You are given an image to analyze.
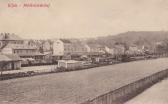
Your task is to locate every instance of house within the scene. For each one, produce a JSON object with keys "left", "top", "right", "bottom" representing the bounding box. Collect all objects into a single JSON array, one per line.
[
  {"left": 0, "top": 54, "right": 21, "bottom": 71},
  {"left": 0, "top": 33, "right": 45, "bottom": 60},
  {"left": 53, "top": 39, "right": 72, "bottom": 56},
  {"left": 53, "top": 39, "right": 88, "bottom": 56},
  {"left": 1, "top": 44, "right": 45, "bottom": 60},
  {"left": 70, "top": 39, "right": 88, "bottom": 55},
  {"left": 24, "top": 39, "right": 42, "bottom": 49},
  {"left": 0, "top": 33, "right": 24, "bottom": 48},
  {"left": 106, "top": 48, "right": 115, "bottom": 55},
  {"left": 127, "top": 45, "right": 140, "bottom": 55},
  {"left": 42, "top": 40, "right": 53, "bottom": 52},
  {"left": 86, "top": 44, "right": 108, "bottom": 55}
]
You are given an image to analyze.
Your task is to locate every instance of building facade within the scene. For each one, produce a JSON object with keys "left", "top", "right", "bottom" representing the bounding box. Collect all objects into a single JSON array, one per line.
[
  {"left": 53, "top": 39, "right": 72, "bottom": 56},
  {"left": 1, "top": 44, "right": 44, "bottom": 60},
  {"left": 0, "top": 33, "right": 24, "bottom": 49},
  {"left": 86, "top": 44, "right": 109, "bottom": 55},
  {"left": 53, "top": 39, "right": 88, "bottom": 56},
  {"left": 0, "top": 54, "right": 21, "bottom": 71}
]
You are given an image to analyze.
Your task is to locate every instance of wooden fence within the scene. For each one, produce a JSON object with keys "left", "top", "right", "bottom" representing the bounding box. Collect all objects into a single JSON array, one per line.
[{"left": 81, "top": 69, "right": 168, "bottom": 104}]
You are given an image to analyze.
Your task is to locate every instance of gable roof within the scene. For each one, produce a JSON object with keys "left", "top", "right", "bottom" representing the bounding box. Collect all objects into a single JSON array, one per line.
[
  {"left": 0, "top": 33, "right": 22, "bottom": 41},
  {"left": 87, "top": 44, "right": 105, "bottom": 48},
  {"left": 4, "top": 44, "right": 37, "bottom": 50},
  {"left": 0, "top": 54, "right": 21, "bottom": 62},
  {"left": 0, "top": 54, "right": 11, "bottom": 62},
  {"left": 5, "top": 54, "right": 21, "bottom": 61},
  {"left": 60, "top": 39, "right": 71, "bottom": 43}
]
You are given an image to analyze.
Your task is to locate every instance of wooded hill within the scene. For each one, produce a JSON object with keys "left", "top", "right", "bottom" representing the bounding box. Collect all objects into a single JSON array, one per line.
[{"left": 86, "top": 31, "right": 168, "bottom": 48}]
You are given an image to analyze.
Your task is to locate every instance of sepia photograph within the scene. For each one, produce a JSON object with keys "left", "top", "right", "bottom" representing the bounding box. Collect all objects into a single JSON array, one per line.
[{"left": 1, "top": 0, "right": 168, "bottom": 104}]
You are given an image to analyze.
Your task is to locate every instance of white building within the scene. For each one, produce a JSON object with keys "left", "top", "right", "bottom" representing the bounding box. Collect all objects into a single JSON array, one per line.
[
  {"left": 58, "top": 60, "right": 83, "bottom": 69},
  {"left": 86, "top": 44, "right": 110, "bottom": 55},
  {"left": 127, "top": 45, "right": 141, "bottom": 55},
  {"left": 53, "top": 39, "right": 72, "bottom": 56},
  {"left": 53, "top": 39, "right": 88, "bottom": 56}
]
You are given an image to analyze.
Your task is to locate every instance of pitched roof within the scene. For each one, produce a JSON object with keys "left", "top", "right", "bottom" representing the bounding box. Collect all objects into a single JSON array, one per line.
[
  {"left": 71, "top": 41, "right": 86, "bottom": 48},
  {"left": 0, "top": 54, "right": 11, "bottom": 62},
  {"left": 87, "top": 44, "right": 105, "bottom": 48},
  {"left": 0, "top": 54, "right": 21, "bottom": 62},
  {"left": 5, "top": 54, "right": 21, "bottom": 61},
  {"left": 19, "top": 53, "right": 45, "bottom": 57},
  {"left": 4, "top": 44, "right": 37, "bottom": 50},
  {"left": 60, "top": 39, "right": 71, "bottom": 43},
  {"left": 0, "top": 33, "right": 22, "bottom": 41}
]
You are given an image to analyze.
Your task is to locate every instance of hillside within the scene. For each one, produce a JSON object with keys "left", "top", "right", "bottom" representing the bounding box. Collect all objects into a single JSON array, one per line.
[{"left": 86, "top": 31, "right": 168, "bottom": 48}]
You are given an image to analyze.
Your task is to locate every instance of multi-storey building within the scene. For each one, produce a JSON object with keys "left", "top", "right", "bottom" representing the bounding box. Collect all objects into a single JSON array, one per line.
[
  {"left": 0, "top": 33, "right": 44, "bottom": 60},
  {"left": 53, "top": 39, "right": 112, "bottom": 57},
  {"left": 53, "top": 39, "right": 89, "bottom": 56},
  {"left": 53, "top": 39, "right": 72, "bottom": 56},
  {"left": 0, "top": 33, "right": 24, "bottom": 49},
  {"left": 41, "top": 40, "right": 53, "bottom": 54},
  {"left": 1, "top": 44, "right": 44, "bottom": 60}
]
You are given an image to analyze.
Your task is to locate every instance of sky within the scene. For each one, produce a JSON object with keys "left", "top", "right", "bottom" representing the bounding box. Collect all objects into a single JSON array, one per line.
[{"left": 0, "top": 0, "right": 168, "bottom": 39}]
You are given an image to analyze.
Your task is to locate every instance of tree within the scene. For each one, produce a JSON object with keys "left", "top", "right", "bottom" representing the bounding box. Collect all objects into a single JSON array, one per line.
[
  {"left": 155, "top": 40, "right": 168, "bottom": 54},
  {"left": 156, "top": 43, "right": 165, "bottom": 53}
]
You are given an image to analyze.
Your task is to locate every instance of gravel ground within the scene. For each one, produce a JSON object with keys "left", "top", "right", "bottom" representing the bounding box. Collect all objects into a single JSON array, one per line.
[
  {"left": 1, "top": 58, "right": 168, "bottom": 104},
  {"left": 3, "top": 65, "right": 57, "bottom": 74},
  {"left": 125, "top": 78, "right": 168, "bottom": 104}
]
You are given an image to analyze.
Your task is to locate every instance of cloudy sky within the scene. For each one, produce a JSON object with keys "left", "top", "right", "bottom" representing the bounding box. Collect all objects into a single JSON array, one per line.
[{"left": 0, "top": 0, "right": 168, "bottom": 39}]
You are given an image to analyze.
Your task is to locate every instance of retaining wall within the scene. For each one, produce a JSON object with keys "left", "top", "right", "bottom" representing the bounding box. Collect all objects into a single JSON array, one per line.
[{"left": 81, "top": 69, "right": 168, "bottom": 104}]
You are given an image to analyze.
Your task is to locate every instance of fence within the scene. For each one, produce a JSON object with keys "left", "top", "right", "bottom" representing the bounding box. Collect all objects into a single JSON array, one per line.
[{"left": 81, "top": 69, "right": 168, "bottom": 104}]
